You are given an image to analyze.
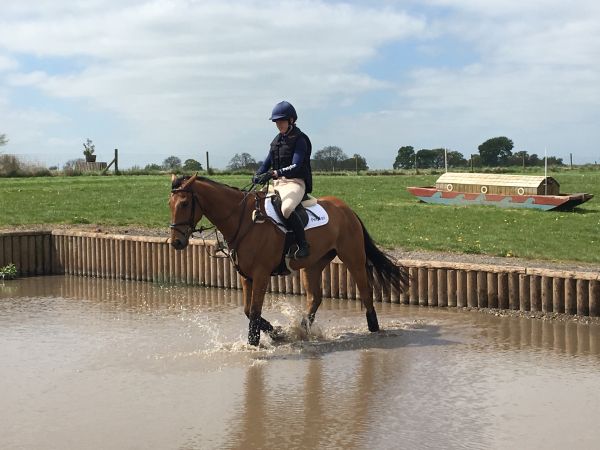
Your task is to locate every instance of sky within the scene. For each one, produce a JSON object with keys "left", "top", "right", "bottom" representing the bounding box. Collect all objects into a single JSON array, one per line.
[{"left": 1, "top": 0, "right": 599, "bottom": 169}]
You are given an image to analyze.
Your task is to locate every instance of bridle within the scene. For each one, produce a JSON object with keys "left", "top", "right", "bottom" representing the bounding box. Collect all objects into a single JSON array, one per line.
[
  {"left": 169, "top": 186, "right": 212, "bottom": 237},
  {"left": 169, "top": 178, "right": 265, "bottom": 279}
]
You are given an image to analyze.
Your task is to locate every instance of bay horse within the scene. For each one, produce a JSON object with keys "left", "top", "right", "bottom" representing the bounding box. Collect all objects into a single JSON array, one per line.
[{"left": 169, "top": 174, "right": 409, "bottom": 346}]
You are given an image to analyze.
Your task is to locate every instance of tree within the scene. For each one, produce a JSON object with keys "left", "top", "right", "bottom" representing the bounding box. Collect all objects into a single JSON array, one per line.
[
  {"left": 416, "top": 148, "right": 447, "bottom": 169},
  {"left": 0, "top": 133, "right": 8, "bottom": 147},
  {"left": 337, "top": 154, "right": 369, "bottom": 171},
  {"left": 446, "top": 150, "right": 467, "bottom": 167},
  {"left": 393, "top": 146, "right": 415, "bottom": 170},
  {"left": 227, "top": 152, "right": 258, "bottom": 171},
  {"left": 478, "top": 136, "right": 514, "bottom": 166},
  {"left": 546, "top": 156, "right": 564, "bottom": 166},
  {"left": 312, "top": 146, "right": 348, "bottom": 171},
  {"left": 183, "top": 158, "right": 203, "bottom": 171},
  {"left": 82, "top": 138, "right": 95, "bottom": 160},
  {"left": 162, "top": 156, "right": 182, "bottom": 171},
  {"left": 144, "top": 163, "right": 162, "bottom": 171}
]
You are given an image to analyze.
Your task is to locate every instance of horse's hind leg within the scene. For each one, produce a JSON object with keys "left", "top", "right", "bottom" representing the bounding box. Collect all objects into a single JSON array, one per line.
[{"left": 339, "top": 255, "right": 380, "bottom": 332}]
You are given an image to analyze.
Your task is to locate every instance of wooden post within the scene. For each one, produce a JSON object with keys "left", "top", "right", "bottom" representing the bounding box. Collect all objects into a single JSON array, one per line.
[
  {"left": 508, "top": 272, "right": 520, "bottom": 310},
  {"left": 218, "top": 257, "right": 225, "bottom": 288},
  {"left": 447, "top": 269, "right": 457, "bottom": 307},
  {"left": 211, "top": 254, "right": 218, "bottom": 287},
  {"left": 466, "top": 271, "right": 477, "bottom": 308},
  {"left": 590, "top": 280, "right": 600, "bottom": 317},
  {"left": 331, "top": 262, "right": 340, "bottom": 298},
  {"left": 427, "top": 268, "right": 437, "bottom": 306},
  {"left": 296, "top": 270, "right": 304, "bottom": 295},
  {"left": 553, "top": 278, "right": 564, "bottom": 313},
  {"left": 565, "top": 278, "right": 576, "bottom": 315},
  {"left": 477, "top": 271, "right": 487, "bottom": 308},
  {"left": 541, "top": 276, "right": 553, "bottom": 312},
  {"left": 530, "top": 275, "right": 541, "bottom": 312},
  {"left": 437, "top": 269, "right": 447, "bottom": 307},
  {"left": 418, "top": 268, "right": 428, "bottom": 306},
  {"left": 576, "top": 279, "right": 589, "bottom": 316},
  {"left": 498, "top": 272, "right": 508, "bottom": 309},
  {"left": 456, "top": 271, "right": 467, "bottom": 307},
  {"left": 409, "top": 267, "right": 419, "bottom": 305},
  {"left": 519, "top": 274, "right": 530, "bottom": 311},
  {"left": 487, "top": 272, "right": 498, "bottom": 309}
]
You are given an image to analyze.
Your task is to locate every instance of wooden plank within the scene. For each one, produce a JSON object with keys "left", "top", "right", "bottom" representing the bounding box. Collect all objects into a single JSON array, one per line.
[
  {"left": 541, "top": 275, "right": 553, "bottom": 312},
  {"left": 487, "top": 272, "right": 498, "bottom": 309},
  {"left": 530, "top": 275, "right": 541, "bottom": 312},
  {"left": 576, "top": 279, "right": 589, "bottom": 316},
  {"left": 477, "top": 271, "right": 487, "bottom": 308},
  {"left": 437, "top": 269, "right": 447, "bottom": 307}
]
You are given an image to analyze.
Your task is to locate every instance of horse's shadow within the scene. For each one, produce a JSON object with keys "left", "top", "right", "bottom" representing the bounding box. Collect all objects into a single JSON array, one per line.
[{"left": 256, "top": 322, "right": 456, "bottom": 361}]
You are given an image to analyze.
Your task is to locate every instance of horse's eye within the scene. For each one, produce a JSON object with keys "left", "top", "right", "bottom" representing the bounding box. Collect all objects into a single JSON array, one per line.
[{"left": 181, "top": 200, "right": 189, "bottom": 208}]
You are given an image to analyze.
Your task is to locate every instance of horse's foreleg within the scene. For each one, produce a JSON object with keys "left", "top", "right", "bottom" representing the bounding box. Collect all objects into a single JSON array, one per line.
[
  {"left": 241, "top": 277, "right": 253, "bottom": 320},
  {"left": 247, "top": 275, "right": 270, "bottom": 346}
]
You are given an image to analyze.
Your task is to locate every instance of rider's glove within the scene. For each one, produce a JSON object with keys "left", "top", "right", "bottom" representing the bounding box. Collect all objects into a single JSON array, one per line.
[{"left": 252, "top": 171, "right": 275, "bottom": 185}]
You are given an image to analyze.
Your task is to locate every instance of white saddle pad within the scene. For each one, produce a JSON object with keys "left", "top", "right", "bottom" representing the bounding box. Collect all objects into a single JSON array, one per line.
[{"left": 264, "top": 196, "right": 329, "bottom": 233}]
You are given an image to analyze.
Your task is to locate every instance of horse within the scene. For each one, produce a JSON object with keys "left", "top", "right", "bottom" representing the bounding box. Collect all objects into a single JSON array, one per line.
[{"left": 169, "top": 174, "right": 409, "bottom": 346}]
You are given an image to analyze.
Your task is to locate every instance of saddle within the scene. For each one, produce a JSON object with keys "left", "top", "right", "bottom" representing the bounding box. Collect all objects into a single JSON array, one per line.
[{"left": 253, "top": 191, "right": 324, "bottom": 276}]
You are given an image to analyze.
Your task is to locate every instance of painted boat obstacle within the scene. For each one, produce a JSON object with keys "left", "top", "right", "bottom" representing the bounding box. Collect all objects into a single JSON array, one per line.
[
  {"left": 408, "top": 172, "right": 593, "bottom": 210},
  {"left": 1, "top": 229, "right": 598, "bottom": 317}
]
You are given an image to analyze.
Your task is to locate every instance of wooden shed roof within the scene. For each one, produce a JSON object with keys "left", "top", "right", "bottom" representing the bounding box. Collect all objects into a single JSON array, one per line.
[{"left": 436, "top": 172, "right": 556, "bottom": 188}]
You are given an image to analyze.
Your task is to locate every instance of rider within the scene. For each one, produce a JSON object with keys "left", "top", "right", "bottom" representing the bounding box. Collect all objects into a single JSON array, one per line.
[{"left": 253, "top": 100, "right": 313, "bottom": 259}]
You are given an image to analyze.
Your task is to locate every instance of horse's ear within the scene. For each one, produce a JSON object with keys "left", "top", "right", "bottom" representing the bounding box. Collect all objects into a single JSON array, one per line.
[
  {"left": 182, "top": 174, "right": 198, "bottom": 188},
  {"left": 171, "top": 173, "right": 177, "bottom": 182}
]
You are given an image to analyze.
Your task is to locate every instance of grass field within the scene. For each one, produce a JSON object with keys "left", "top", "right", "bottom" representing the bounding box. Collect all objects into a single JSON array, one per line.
[{"left": 0, "top": 171, "right": 599, "bottom": 264}]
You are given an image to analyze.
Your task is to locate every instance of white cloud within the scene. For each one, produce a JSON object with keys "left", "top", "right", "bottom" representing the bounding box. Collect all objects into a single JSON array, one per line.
[
  {"left": 0, "top": 54, "right": 18, "bottom": 72},
  {"left": 0, "top": 0, "right": 427, "bottom": 166},
  {"left": 0, "top": 0, "right": 599, "bottom": 167}
]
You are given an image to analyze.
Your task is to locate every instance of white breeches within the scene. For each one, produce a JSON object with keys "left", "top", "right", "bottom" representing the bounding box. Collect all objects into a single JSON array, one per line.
[{"left": 273, "top": 178, "right": 306, "bottom": 218}]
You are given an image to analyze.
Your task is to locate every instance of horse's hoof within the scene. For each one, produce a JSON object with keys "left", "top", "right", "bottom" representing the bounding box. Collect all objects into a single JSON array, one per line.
[
  {"left": 366, "top": 309, "right": 379, "bottom": 332},
  {"left": 300, "top": 317, "right": 311, "bottom": 333},
  {"left": 268, "top": 326, "right": 286, "bottom": 342},
  {"left": 248, "top": 318, "right": 261, "bottom": 346}
]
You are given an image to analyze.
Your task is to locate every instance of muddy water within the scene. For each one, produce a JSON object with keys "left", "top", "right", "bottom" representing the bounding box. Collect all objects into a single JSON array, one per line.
[{"left": 1, "top": 276, "right": 600, "bottom": 450}]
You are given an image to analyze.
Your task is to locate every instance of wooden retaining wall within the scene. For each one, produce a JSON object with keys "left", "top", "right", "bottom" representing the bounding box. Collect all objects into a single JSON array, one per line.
[{"left": 1, "top": 230, "right": 599, "bottom": 317}]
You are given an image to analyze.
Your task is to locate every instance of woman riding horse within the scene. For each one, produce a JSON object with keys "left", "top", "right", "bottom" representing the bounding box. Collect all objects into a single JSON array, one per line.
[
  {"left": 253, "top": 100, "right": 312, "bottom": 259},
  {"left": 169, "top": 174, "right": 409, "bottom": 347}
]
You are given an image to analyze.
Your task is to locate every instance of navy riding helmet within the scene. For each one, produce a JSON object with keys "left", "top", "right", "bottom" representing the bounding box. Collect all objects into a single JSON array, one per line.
[{"left": 269, "top": 101, "right": 297, "bottom": 122}]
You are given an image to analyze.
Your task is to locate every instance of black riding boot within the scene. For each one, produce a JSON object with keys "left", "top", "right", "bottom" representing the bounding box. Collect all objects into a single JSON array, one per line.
[{"left": 286, "top": 210, "right": 310, "bottom": 259}]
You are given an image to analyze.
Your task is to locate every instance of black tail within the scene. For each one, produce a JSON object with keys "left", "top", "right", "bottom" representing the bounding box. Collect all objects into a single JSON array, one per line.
[{"left": 358, "top": 216, "right": 409, "bottom": 293}]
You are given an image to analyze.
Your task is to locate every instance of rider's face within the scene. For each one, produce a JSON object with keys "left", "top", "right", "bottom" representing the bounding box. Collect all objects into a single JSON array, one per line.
[{"left": 275, "top": 119, "right": 290, "bottom": 134}]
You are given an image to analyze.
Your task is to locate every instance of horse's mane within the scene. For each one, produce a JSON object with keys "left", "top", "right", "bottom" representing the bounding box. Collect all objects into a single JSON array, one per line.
[{"left": 171, "top": 175, "right": 244, "bottom": 192}]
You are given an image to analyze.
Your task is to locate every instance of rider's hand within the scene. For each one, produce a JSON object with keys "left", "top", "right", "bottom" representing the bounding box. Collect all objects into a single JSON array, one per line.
[{"left": 253, "top": 171, "right": 274, "bottom": 185}]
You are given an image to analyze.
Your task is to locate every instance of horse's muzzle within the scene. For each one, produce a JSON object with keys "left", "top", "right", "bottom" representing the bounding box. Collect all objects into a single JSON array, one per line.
[{"left": 170, "top": 237, "right": 188, "bottom": 250}]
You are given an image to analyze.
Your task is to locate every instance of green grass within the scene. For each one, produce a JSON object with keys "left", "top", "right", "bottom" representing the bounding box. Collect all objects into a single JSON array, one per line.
[{"left": 1, "top": 172, "right": 599, "bottom": 264}]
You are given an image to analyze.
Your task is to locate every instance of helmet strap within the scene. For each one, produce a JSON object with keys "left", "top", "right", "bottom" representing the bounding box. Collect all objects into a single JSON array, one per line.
[{"left": 284, "top": 122, "right": 294, "bottom": 135}]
